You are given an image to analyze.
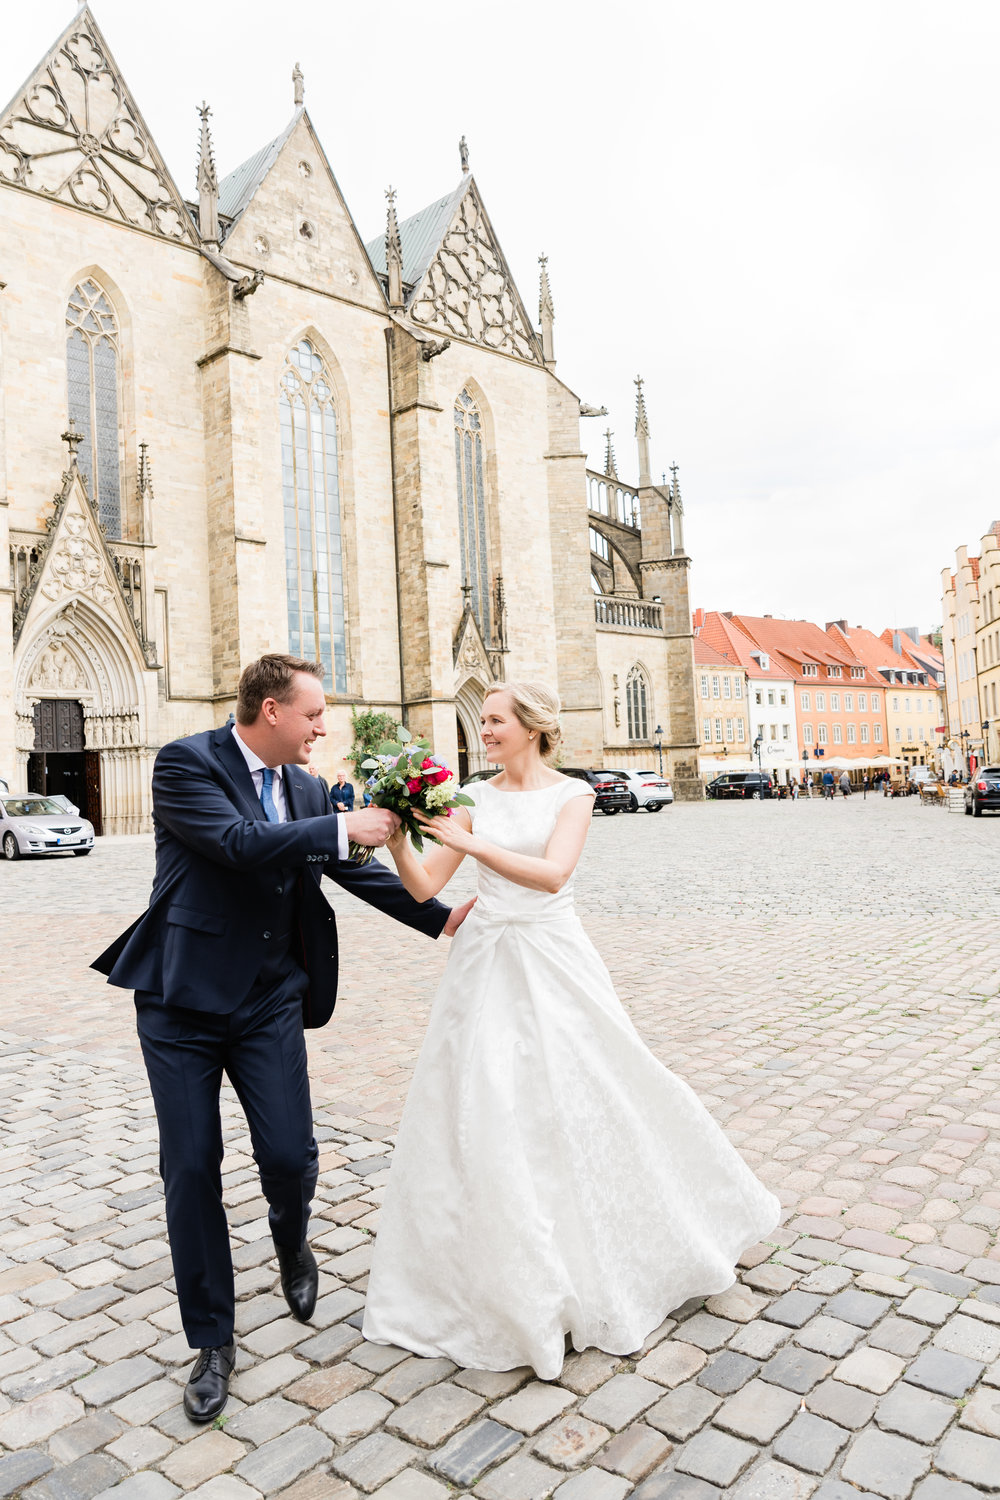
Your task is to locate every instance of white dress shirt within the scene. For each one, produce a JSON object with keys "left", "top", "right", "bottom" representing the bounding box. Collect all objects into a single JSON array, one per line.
[{"left": 231, "top": 725, "right": 348, "bottom": 858}]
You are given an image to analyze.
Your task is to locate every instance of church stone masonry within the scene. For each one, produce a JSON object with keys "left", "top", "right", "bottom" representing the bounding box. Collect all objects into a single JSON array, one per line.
[{"left": 0, "top": 7, "right": 700, "bottom": 834}]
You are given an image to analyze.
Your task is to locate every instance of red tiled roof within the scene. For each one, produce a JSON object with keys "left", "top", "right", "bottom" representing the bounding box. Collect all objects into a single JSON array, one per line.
[
  {"left": 971, "top": 557, "right": 982, "bottom": 580},
  {"left": 693, "top": 635, "right": 734, "bottom": 668},
  {"left": 698, "top": 612, "right": 792, "bottom": 677}
]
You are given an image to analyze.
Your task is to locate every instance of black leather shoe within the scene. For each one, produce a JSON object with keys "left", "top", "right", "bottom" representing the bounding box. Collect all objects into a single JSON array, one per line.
[
  {"left": 274, "top": 1238, "right": 318, "bottom": 1322},
  {"left": 183, "top": 1340, "right": 236, "bottom": 1422}
]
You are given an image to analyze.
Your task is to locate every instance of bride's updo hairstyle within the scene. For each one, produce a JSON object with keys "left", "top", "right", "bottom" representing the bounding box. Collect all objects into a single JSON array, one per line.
[{"left": 486, "top": 681, "right": 562, "bottom": 765}]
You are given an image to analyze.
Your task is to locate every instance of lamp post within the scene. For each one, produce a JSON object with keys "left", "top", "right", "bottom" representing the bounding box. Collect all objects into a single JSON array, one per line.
[
  {"left": 753, "top": 729, "right": 763, "bottom": 777},
  {"left": 960, "top": 729, "right": 971, "bottom": 779},
  {"left": 983, "top": 720, "right": 992, "bottom": 767},
  {"left": 654, "top": 723, "right": 664, "bottom": 778}
]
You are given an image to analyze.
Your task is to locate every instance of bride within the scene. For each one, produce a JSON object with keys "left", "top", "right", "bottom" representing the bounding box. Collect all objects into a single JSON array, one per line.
[{"left": 362, "top": 682, "right": 780, "bottom": 1379}]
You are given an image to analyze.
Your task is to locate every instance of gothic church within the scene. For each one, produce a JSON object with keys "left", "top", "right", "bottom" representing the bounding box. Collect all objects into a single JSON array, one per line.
[{"left": 0, "top": 8, "right": 698, "bottom": 834}]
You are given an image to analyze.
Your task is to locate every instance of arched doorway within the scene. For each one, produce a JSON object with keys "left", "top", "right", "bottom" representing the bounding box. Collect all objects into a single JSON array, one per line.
[
  {"left": 27, "top": 698, "right": 102, "bottom": 832},
  {"left": 456, "top": 717, "right": 469, "bottom": 782}
]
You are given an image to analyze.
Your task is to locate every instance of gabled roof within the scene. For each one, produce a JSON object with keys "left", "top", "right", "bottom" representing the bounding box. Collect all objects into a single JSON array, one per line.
[
  {"left": 839, "top": 625, "right": 915, "bottom": 676},
  {"left": 693, "top": 635, "right": 736, "bottom": 669},
  {"left": 365, "top": 178, "right": 467, "bottom": 292},
  {"left": 218, "top": 113, "right": 300, "bottom": 229},
  {"left": 698, "top": 611, "right": 793, "bottom": 678}
]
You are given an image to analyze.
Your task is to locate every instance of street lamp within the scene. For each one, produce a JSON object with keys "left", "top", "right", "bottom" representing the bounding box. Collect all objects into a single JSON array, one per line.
[
  {"left": 654, "top": 724, "right": 664, "bottom": 777},
  {"left": 753, "top": 729, "right": 763, "bottom": 776},
  {"left": 960, "top": 729, "right": 971, "bottom": 779},
  {"left": 983, "top": 720, "right": 992, "bottom": 766}
]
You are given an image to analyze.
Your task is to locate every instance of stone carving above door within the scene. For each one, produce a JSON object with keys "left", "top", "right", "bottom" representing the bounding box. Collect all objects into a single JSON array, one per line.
[{"left": 0, "top": 9, "right": 194, "bottom": 242}]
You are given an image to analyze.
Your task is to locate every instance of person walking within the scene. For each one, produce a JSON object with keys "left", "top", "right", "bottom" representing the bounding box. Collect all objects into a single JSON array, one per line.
[
  {"left": 92, "top": 655, "right": 473, "bottom": 1422},
  {"left": 839, "top": 771, "right": 851, "bottom": 798},
  {"left": 822, "top": 768, "right": 835, "bottom": 799}
]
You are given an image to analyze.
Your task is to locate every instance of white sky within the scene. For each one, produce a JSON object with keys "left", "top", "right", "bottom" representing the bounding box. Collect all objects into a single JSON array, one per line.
[{"left": 6, "top": 1, "right": 999, "bottom": 633}]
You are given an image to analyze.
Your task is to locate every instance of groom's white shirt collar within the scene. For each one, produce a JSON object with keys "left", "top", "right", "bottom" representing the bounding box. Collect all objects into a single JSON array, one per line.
[{"left": 230, "top": 724, "right": 288, "bottom": 823}]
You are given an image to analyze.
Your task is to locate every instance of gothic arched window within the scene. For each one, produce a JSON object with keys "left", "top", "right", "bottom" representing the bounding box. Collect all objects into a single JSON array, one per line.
[
  {"left": 454, "top": 389, "right": 490, "bottom": 639},
  {"left": 626, "top": 665, "right": 650, "bottom": 741},
  {"left": 280, "top": 339, "right": 347, "bottom": 693},
  {"left": 66, "top": 278, "right": 122, "bottom": 535}
]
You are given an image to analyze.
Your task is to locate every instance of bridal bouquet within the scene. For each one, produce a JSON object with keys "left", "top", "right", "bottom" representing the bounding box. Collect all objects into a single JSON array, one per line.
[{"left": 349, "top": 727, "right": 473, "bottom": 863}]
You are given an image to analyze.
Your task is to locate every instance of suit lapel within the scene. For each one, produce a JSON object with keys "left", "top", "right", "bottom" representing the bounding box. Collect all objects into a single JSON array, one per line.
[
  {"left": 212, "top": 726, "right": 266, "bottom": 821},
  {"left": 283, "top": 767, "right": 313, "bottom": 822}
]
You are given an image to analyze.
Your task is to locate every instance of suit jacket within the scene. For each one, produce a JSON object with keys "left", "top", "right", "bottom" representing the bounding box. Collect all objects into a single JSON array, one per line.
[{"left": 92, "top": 726, "right": 449, "bottom": 1027}]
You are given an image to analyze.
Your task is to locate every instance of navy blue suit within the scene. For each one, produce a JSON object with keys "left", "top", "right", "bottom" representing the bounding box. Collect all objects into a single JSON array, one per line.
[{"left": 93, "top": 726, "right": 448, "bottom": 1346}]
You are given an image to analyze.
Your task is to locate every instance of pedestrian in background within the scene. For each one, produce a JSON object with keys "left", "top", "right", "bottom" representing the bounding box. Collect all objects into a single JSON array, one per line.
[
  {"left": 332, "top": 770, "right": 355, "bottom": 814},
  {"left": 822, "top": 769, "right": 835, "bottom": 799},
  {"left": 839, "top": 771, "right": 850, "bottom": 798}
]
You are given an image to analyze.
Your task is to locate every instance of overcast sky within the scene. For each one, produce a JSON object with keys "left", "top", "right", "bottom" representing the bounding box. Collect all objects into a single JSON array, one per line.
[{"left": 7, "top": 1, "right": 999, "bottom": 633}]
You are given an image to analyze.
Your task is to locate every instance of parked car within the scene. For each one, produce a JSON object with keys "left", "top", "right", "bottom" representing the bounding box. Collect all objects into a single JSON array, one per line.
[
  {"left": 0, "top": 794, "right": 95, "bottom": 859},
  {"left": 561, "top": 768, "right": 631, "bottom": 815},
  {"left": 964, "top": 766, "right": 1000, "bottom": 817},
  {"left": 460, "top": 768, "right": 500, "bottom": 787},
  {"left": 705, "top": 771, "right": 774, "bottom": 801},
  {"left": 46, "top": 794, "right": 81, "bottom": 815},
  {"left": 605, "top": 768, "right": 673, "bottom": 812}
]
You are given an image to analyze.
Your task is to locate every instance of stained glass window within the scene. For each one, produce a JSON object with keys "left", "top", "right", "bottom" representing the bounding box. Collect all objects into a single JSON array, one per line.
[
  {"left": 280, "top": 340, "right": 346, "bottom": 693},
  {"left": 454, "top": 390, "right": 490, "bottom": 639},
  {"left": 626, "top": 666, "right": 649, "bottom": 741},
  {"left": 66, "top": 279, "right": 122, "bottom": 535}
]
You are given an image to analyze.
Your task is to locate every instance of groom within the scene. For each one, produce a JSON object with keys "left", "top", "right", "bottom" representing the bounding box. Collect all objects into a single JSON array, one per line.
[{"left": 93, "top": 654, "right": 471, "bottom": 1421}]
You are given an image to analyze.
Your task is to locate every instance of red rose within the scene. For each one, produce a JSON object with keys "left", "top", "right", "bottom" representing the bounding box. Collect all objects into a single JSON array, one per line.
[
  {"left": 421, "top": 758, "right": 435, "bottom": 770},
  {"left": 406, "top": 777, "right": 422, "bottom": 795},
  {"left": 430, "top": 769, "right": 450, "bottom": 785}
]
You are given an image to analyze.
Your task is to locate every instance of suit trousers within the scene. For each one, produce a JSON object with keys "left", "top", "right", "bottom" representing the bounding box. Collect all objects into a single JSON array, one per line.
[{"left": 136, "top": 969, "right": 319, "bottom": 1348}]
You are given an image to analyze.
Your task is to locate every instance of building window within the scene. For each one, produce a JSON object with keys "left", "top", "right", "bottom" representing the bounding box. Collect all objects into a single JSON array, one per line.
[
  {"left": 782, "top": 724, "right": 790, "bottom": 740},
  {"left": 703, "top": 718, "right": 712, "bottom": 743},
  {"left": 714, "top": 718, "right": 723, "bottom": 742},
  {"left": 626, "top": 666, "right": 650, "bottom": 741},
  {"left": 833, "top": 724, "right": 843, "bottom": 743},
  {"left": 779, "top": 691, "right": 787, "bottom": 706},
  {"left": 803, "top": 663, "right": 818, "bottom": 676},
  {"left": 712, "top": 675, "right": 721, "bottom": 698},
  {"left": 803, "top": 724, "right": 814, "bottom": 744},
  {"left": 860, "top": 723, "right": 870, "bottom": 743},
  {"left": 919, "top": 726, "right": 926, "bottom": 741},
  {"left": 734, "top": 677, "right": 743, "bottom": 698},
  {"left": 67, "top": 278, "right": 123, "bottom": 536},
  {"left": 859, "top": 692, "right": 867, "bottom": 711},
  {"left": 829, "top": 666, "right": 842, "bottom": 678},
  {"left": 725, "top": 717, "right": 734, "bottom": 742},
  {"left": 755, "top": 689, "right": 763, "bottom": 706},
  {"left": 907, "top": 725, "right": 914, "bottom": 741},
  {"left": 874, "top": 723, "right": 882, "bottom": 742},
  {"left": 736, "top": 720, "right": 745, "bottom": 741},
  {"left": 280, "top": 338, "right": 347, "bottom": 692},
  {"left": 818, "top": 723, "right": 828, "bottom": 744},
  {"left": 588, "top": 525, "right": 609, "bottom": 563},
  {"left": 845, "top": 693, "right": 853, "bottom": 711},
  {"left": 892, "top": 696, "right": 899, "bottom": 711},
  {"left": 723, "top": 676, "right": 732, "bottom": 699},
  {"left": 895, "top": 726, "right": 901, "bottom": 742},
  {"left": 831, "top": 693, "right": 840, "bottom": 711},
  {"left": 851, "top": 666, "right": 864, "bottom": 678},
  {"left": 816, "top": 692, "right": 826, "bottom": 711},
  {"left": 456, "top": 390, "right": 493, "bottom": 637},
  {"left": 700, "top": 674, "right": 709, "bottom": 699},
  {"left": 847, "top": 724, "right": 856, "bottom": 743},
  {"left": 801, "top": 692, "right": 811, "bottom": 711},
  {"left": 767, "top": 690, "right": 775, "bottom": 706}
]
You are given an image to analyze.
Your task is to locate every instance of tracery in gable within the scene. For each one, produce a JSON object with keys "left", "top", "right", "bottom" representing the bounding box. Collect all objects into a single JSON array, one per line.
[{"left": 0, "top": 13, "right": 193, "bottom": 241}]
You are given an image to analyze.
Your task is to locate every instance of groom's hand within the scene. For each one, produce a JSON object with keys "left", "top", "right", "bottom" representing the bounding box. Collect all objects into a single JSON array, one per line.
[
  {"left": 343, "top": 808, "right": 400, "bottom": 847},
  {"left": 443, "top": 896, "right": 476, "bottom": 936}
]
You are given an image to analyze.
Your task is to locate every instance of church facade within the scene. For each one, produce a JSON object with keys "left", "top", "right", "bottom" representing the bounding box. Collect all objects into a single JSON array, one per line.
[{"left": 0, "top": 9, "right": 699, "bottom": 835}]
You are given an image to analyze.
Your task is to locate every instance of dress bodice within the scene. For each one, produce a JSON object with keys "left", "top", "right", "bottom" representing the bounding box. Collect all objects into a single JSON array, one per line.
[{"left": 465, "top": 777, "right": 593, "bottom": 920}]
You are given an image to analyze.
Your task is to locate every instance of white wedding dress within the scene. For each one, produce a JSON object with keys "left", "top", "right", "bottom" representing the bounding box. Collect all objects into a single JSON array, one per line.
[{"left": 362, "top": 778, "right": 780, "bottom": 1379}]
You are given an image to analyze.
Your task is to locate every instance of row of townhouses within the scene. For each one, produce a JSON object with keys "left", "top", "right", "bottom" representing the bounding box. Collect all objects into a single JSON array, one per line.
[{"left": 693, "top": 611, "right": 945, "bottom": 786}]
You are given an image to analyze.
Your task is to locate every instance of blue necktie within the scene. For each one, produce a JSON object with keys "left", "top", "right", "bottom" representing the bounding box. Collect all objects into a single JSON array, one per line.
[{"left": 259, "top": 767, "right": 280, "bottom": 823}]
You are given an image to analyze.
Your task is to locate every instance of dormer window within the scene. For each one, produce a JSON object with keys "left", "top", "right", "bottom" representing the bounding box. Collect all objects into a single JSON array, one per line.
[
  {"left": 828, "top": 665, "right": 842, "bottom": 679},
  {"left": 851, "top": 666, "right": 864, "bottom": 679},
  {"left": 802, "top": 663, "right": 818, "bottom": 677}
]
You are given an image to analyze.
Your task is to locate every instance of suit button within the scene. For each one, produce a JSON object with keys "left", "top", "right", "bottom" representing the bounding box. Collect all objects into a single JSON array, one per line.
[
  {"left": 263, "top": 931, "right": 271, "bottom": 940},
  {"left": 275, "top": 885, "right": 283, "bottom": 894}
]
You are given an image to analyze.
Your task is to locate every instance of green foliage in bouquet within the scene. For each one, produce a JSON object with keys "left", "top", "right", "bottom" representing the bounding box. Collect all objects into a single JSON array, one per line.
[
  {"left": 348, "top": 708, "right": 401, "bottom": 782},
  {"left": 360, "top": 726, "right": 474, "bottom": 855}
]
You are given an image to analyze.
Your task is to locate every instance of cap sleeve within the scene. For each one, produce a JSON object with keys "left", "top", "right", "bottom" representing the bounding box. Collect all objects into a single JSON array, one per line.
[{"left": 556, "top": 777, "right": 595, "bottom": 809}]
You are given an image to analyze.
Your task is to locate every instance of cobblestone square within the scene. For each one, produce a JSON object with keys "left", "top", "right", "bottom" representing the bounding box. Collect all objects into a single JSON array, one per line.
[{"left": 2, "top": 796, "right": 999, "bottom": 1499}]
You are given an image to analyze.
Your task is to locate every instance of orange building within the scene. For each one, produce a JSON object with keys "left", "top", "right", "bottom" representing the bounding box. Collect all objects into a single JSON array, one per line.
[
  {"left": 729, "top": 616, "right": 888, "bottom": 769},
  {"left": 837, "top": 626, "right": 940, "bottom": 775},
  {"left": 692, "top": 634, "right": 751, "bottom": 776}
]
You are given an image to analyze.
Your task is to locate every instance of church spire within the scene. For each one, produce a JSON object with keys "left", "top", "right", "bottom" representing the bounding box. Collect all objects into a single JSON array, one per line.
[
  {"left": 634, "top": 374, "right": 652, "bottom": 486},
  {"left": 385, "top": 186, "right": 404, "bottom": 310},
  {"left": 604, "top": 429, "right": 618, "bottom": 479},
  {"left": 293, "top": 62, "right": 305, "bottom": 107},
  {"left": 196, "top": 101, "right": 219, "bottom": 246},
  {"left": 538, "top": 253, "right": 555, "bottom": 365},
  {"left": 669, "top": 461, "right": 686, "bottom": 553}
]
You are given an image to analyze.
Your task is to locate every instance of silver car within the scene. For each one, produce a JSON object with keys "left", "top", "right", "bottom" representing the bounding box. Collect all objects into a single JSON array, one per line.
[
  {"left": 0, "top": 794, "right": 95, "bottom": 860},
  {"left": 605, "top": 768, "right": 674, "bottom": 812}
]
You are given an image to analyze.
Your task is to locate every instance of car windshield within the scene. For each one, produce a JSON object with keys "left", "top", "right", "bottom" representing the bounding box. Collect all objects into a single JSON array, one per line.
[{"left": 2, "top": 796, "right": 66, "bottom": 816}]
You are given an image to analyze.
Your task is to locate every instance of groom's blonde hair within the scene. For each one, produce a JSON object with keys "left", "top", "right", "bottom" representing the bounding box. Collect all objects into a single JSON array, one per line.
[{"left": 486, "top": 681, "right": 562, "bottom": 765}]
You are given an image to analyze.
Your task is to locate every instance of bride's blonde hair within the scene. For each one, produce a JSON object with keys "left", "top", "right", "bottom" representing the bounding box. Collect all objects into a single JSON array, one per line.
[{"left": 485, "top": 681, "right": 562, "bottom": 765}]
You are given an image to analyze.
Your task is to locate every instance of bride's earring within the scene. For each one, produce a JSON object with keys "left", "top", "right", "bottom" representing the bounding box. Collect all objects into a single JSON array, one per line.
[{"left": 529, "top": 733, "right": 535, "bottom": 739}]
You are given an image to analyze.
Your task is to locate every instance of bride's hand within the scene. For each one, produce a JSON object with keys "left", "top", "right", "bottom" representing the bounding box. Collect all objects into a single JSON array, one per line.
[
  {"left": 413, "top": 809, "right": 475, "bottom": 853},
  {"left": 386, "top": 824, "right": 407, "bottom": 853}
]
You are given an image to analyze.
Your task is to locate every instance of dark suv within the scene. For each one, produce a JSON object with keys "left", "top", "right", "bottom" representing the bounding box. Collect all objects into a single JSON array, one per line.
[
  {"left": 562, "top": 768, "right": 631, "bottom": 815},
  {"left": 964, "top": 766, "right": 1000, "bottom": 816},
  {"left": 706, "top": 771, "right": 774, "bottom": 801}
]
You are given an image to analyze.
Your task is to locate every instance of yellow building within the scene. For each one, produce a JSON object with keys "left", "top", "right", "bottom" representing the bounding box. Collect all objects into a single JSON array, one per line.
[
  {"left": 974, "top": 524, "right": 1000, "bottom": 767},
  {"left": 941, "top": 547, "right": 982, "bottom": 776}
]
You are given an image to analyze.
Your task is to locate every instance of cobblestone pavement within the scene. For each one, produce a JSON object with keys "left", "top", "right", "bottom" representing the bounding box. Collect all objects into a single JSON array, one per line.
[{"left": 2, "top": 796, "right": 1000, "bottom": 1500}]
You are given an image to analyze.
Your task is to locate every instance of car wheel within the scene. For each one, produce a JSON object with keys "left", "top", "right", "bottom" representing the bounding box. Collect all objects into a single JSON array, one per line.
[
  {"left": 73, "top": 848, "right": 92, "bottom": 856},
  {"left": 627, "top": 793, "right": 639, "bottom": 813},
  {"left": 2, "top": 831, "right": 20, "bottom": 861},
  {"left": 965, "top": 801, "right": 972, "bottom": 815},
  {"left": 604, "top": 807, "right": 619, "bottom": 816},
  {"left": 751, "top": 791, "right": 762, "bottom": 800},
  {"left": 973, "top": 800, "right": 982, "bottom": 817},
  {"left": 647, "top": 802, "right": 662, "bottom": 812}
]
